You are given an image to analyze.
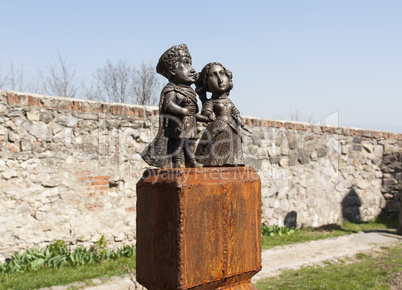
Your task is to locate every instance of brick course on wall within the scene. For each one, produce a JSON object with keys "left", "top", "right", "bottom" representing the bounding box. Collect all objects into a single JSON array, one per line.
[{"left": 0, "top": 90, "right": 401, "bottom": 260}]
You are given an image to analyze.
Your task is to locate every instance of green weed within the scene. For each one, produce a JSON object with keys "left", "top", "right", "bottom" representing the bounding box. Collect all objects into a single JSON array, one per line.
[
  {"left": 261, "top": 216, "right": 398, "bottom": 249},
  {"left": 0, "top": 236, "right": 135, "bottom": 274},
  {"left": 0, "top": 256, "right": 136, "bottom": 289},
  {"left": 261, "top": 224, "right": 297, "bottom": 237}
]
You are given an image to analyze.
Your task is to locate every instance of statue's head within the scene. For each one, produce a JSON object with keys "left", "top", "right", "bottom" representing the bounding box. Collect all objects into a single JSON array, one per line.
[
  {"left": 196, "top": 62, "right": 233, "bottom": 96},
  {"left": 156, "top": 44, "right": 196, "bottom": 85}
]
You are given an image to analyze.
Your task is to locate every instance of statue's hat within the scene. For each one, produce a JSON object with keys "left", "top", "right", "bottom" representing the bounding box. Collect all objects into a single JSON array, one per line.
[{"left": 156, "top": 44, "right": 191, "bottom": 79}]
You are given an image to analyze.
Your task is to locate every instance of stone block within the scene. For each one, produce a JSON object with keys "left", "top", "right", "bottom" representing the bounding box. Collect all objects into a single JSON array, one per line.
[
  {"left": 289, "top": 140, "right": 298, "bottom": 150},
  {"left": 54, "top": 115, "right": 78, "bottom": 127},
  {"left": 244, "top": 156, "right": 261, "bottom": 169},
  {"left": 362, "top": 142, "right": 373, "bottom": 153},
  {"left": 383, "top": 178, "right": 398, "bottom": 186},
  {"left": 27, "top": 112, "right": 40, "bottom": 121},
  {"left": 317, "top": 146, "right": 328, "bottom": 158},
  {"left": 357, "top": 179, "right": 371, "bottom": 190},
  {"left": 256, "top": 147, "right": 268, "bottom": 159},
  {"left": 279, "top": 158, "right": 288, "bottom": 167},
  {"left": 29, "top": 123, "right": 49, "bottom": 140},
  {"left": 298, "top": 151, "right": 310, "bottom": 165},
  {"left": 3, "top": 169, "right": 18, "bottom": 179},
  {"left": 389, "top": 161, "right": 401, "bottom": 171},
  {"left": 270, "top": 156, "right": 281, "bottom": 164},
  {"left": 288, "top": 152, "right": 298, "bottom": 166},
  {"left": 374, "top": 145, "right": 383, "bottom": 157}
]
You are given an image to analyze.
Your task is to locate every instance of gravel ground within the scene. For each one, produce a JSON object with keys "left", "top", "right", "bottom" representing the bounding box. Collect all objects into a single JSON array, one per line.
[{"left": 252, "top": 231, "right": 401, "bottom": 282}]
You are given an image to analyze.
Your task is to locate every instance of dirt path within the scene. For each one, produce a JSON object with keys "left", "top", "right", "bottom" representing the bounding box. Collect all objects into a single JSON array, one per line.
[{"left": 252, "top": 231, "right": 401, "bottom": 282}]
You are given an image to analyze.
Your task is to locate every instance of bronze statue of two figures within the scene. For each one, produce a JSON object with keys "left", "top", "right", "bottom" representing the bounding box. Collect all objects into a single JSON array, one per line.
[{"left": 141, "top": 44, "right": 252, "bottom": 169}]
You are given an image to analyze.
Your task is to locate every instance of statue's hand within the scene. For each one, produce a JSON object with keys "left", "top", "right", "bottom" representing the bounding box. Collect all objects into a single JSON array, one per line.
[
  {"left": 182, "top": 108, "right": 189, "bottom": 116},
  {"left": 207, "top": 113, "right": 216, "bottom": 121},
  {"left": 196, "top": 113, "right": 209, "bottom": 122}
]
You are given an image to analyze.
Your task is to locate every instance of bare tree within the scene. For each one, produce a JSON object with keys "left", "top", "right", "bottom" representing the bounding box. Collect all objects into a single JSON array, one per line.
[
  {"left": 9, "top": 60, "right": 30, "bottom": 92},
  {"left": 0, "top": 59, "right": 32, "bottom": 92},
  {"left": 290, "top": 110, "right": 313, "bottom": 123},
  {"left": 85, "top": 82, "right": 103, "bottom": 102},
  {"left": 133, "top": 62, "right": 160, "bottom": 106},
  {"left": 0, "top": 62, "right": 9, "bottom": 89},
  {"left": 1, "top": 56, "right": 161, "bottom": 105},
  {"left": 290, "top": 110, "right": 301, "bottom": 122},
  {"left": 90, "top": 59, "right": 133, "bottom": 103},
  {"left": 37, "top": 54, "right": 81, "bottom": 98},
  {"left": 88, "top": 59, "right": 160, "bottom": 105}
]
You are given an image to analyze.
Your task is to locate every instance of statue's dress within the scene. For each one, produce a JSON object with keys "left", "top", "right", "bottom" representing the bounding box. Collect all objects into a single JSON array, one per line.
[{"left": 195, "top": 96, "right": 245, "bottom": 166}]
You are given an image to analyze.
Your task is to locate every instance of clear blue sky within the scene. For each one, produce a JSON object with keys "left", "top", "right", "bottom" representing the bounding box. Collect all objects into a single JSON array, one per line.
[{"left": 1, "top": 0, "right": 401, "bottom": 132}]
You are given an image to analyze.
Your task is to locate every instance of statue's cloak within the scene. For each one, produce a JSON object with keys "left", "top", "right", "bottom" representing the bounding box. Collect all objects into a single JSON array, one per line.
[{"left": 141, "top": 83, "right": 192, "bottom": 168}]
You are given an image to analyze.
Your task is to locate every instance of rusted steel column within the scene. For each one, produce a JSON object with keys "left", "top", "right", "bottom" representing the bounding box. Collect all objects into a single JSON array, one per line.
[{"left": 136, "top": 167, "right": 261, "bottom": 289}]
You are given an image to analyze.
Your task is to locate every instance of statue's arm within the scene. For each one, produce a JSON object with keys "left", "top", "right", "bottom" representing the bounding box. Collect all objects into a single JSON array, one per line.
[
  {"left": 195, "top": 113, "right": 209, "bottom": 122},
  {"left": 231, "top": 103, "right": 244, "bottom": 126},
  {"left": 163, "top": 91, "right": 188, "bottom": 116},
  {"left": 201, "top": 101, "right": 215, "bottom": 121},
  {"left": 231, "top": 104, "right": 241, "bottom": 122},
  {"left": 232, "top": 102, "right": 253, "bottom": 133}
]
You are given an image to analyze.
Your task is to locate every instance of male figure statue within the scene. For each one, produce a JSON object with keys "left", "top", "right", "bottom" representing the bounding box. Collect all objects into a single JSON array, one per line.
[{"left": 141, "top": 44, "right": 205, "bottom": 168}]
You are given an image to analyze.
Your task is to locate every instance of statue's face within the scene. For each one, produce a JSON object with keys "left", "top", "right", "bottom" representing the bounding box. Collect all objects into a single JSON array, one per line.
[
  {"left": 207, "top": 64, "right": 229, "bottom": 94},
  {"left": 172, "top": 56, "right": 196, "bottom": 85}
]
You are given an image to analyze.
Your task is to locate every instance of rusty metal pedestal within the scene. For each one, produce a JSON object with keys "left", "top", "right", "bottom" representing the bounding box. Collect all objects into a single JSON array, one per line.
[{"left": 136, "top": 167, "right": 262, "bottom": 289}]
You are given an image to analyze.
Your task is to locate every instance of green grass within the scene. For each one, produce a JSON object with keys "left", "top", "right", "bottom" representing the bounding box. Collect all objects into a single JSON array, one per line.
[
  {"left": 0, "top": 256, "right": 136, "bottom": 289},
  {"left": 1, "top": 217, "right": 397, "bottom": 289},
  {"left": 255, "top": 243, "right": 402, "bottom": 289},
  {"left": 262, "top": 216, "right": 398, "bottom": 249},
  {"left": 341, "top": 216, "right": 398, "bottom": 231}
]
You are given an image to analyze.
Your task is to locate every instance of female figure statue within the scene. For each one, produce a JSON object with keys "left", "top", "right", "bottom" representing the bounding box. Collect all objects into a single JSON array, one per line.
[{"left": 195, "top": 62, "right": 252, "bottom": 166}]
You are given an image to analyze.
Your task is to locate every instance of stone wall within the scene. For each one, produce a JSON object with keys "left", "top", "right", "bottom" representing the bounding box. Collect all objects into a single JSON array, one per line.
[
  {"left": 0, "top": 90, "right": 401, "bottom": 260},
  {"left": 381, "top": 152, "right": 401, "bottom": 216},
  {"left": 242, "top": 121, "right": 401, "bottom": 227},
  {"left": 0, "top": 91, "right": 158, "bottom": 260},
  {"left": 381, "top": 151, "right": 402, "bottom": 233}
]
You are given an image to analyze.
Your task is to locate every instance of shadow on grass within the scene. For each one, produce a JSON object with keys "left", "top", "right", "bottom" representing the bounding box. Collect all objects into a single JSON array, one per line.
[
  {"left": 313, "top": 216, "right": 398, "bottom": 235},
  {"left": 314, "top": 224, "right": 344, "bottom": 232},
  {"left": 359, "top": 215, "right": 399, "bottom": 235}
]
